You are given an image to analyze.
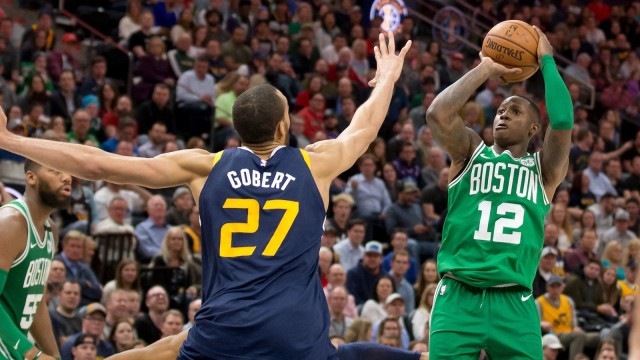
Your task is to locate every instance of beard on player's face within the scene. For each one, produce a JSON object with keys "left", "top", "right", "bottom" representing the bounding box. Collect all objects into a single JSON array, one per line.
[{"left": 38, "top": 181, "right": 71, "bottom": 209}]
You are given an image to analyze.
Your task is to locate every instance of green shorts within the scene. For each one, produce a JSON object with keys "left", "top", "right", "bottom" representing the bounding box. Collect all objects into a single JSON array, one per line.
[{"left": 428, "top": 276, "right": 542, "bottom": 360}]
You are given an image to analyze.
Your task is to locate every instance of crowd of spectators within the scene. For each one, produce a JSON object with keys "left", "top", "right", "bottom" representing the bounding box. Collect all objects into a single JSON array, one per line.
[{"left": 0, "top": 0, "right": 640, "bottom": 359}]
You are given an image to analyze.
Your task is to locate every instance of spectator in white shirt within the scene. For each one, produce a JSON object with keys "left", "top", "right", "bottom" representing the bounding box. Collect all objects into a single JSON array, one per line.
[{"left": 176, "top": 55, "right": 216, "bottom": 139}]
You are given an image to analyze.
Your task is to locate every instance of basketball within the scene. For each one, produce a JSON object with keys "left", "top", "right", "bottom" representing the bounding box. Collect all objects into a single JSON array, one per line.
[{"left": 481, "top": 20, "right": 540, "bottom": 83}]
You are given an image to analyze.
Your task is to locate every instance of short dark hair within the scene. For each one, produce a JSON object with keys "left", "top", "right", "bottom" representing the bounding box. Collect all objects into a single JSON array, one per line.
[
  {"left": 346, "top": 219, "right": 366, "bottom": 231},
  {"left": 626, "top": 198, "right": 639, "bottom": 206},
  {"left": 24, "top": 159, "right": 41, "bottom": 174},
  {"left": 91, "top": 56, "right": 107, "bottom": 67},
  {"left": 232, "top": 84, "right": 285, "bottom": 144}
]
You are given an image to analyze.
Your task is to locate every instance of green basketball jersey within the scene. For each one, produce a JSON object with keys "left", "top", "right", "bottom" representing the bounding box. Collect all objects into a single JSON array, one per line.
[
  {"left": 438, "top": 143, "right": 551, "bottom": 290},
  {"left": 0, "top": 199, "right": 54, "bottom": 338}
]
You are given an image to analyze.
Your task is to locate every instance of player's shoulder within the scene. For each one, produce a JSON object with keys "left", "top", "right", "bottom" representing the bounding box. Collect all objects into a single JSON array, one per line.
[{"left": 0, "top": 205, "right": 28, "bottom": 228}]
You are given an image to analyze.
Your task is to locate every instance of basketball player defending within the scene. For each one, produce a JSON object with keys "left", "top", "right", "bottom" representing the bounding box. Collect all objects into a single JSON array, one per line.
[
  {"left": 426, "top": 27, "right": 572, "bottom": 359},
  {"left": 0, "top": 161, "right": 70, "bottom": 360},
  {"left": 0, "top": 32, "right": 425, "bottom": 360}
]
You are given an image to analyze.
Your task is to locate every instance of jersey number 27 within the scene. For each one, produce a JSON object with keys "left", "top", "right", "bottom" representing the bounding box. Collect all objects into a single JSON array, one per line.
[{"left": 220, "top": 198, "right": 299, "bottom": 257}]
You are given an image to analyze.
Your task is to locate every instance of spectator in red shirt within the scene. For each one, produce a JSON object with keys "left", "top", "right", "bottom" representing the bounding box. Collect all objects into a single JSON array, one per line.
[{"left": 297, "top": 92, "right": 325, "bottom": 140}]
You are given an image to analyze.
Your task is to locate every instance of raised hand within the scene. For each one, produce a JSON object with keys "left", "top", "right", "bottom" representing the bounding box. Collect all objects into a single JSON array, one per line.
[
  {"left": 478, "top": 52, "right": 522, "bottom": 85},
  {"left": 533, "top": 25, "right": 553, "bottom": 63},
  {"left": 368, "top": 32, "right": 412, "bottom": 88}
]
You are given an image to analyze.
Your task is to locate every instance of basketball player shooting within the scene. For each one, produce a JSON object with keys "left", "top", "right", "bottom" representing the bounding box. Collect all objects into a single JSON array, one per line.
[
  {"left": 0, "top": 32, "right": 426, "bottom": 360},
  {"left": 426, "top": 27, "right": 572, "bottom": 359}
]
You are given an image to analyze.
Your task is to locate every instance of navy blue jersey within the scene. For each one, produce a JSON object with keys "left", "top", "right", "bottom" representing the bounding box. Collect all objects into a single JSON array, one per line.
[{"left": 180, "top": 146, "right": 336, "bottom": 359}]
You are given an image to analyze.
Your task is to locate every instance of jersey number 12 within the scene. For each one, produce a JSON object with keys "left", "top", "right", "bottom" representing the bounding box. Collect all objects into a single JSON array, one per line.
[
  {"left": 220, "top": 198, "right": 299, "bottom": 257},
  {"left": 473, "top": 200, "right": 524, "bottom": 244}
]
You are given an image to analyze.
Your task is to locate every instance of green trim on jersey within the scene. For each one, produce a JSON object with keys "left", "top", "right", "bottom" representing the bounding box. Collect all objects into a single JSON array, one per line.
[
  {"left": 0, "top": 199, "right": 54, "bottom": 337},
  {"left": 438, "top": 143, "right": 551, "bottom": 289}
]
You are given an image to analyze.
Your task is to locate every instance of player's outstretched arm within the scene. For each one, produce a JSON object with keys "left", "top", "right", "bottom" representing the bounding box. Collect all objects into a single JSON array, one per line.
[
  {"left": 0, "top": 113, "right": 214, "bottom": 189},
  {"left": 305, "top": 32, "right": 411, "bottom": 180},
  {"left": 534, "top": 26, "right": 573, "bottom": 197},
  {"left": 426, "top": 53, "right": 521, "bottom": 170},
  {"left": 106, "top": 329, "right": 188, "bottom": 360}
]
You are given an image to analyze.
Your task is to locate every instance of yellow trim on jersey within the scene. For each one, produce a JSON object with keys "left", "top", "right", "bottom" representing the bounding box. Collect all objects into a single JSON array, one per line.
[
  {"left": 300, "top": 149, "right": 311, "bottom": 170},
  {"left": 212, "top": 151, "right": 224, "bottom": 168}
]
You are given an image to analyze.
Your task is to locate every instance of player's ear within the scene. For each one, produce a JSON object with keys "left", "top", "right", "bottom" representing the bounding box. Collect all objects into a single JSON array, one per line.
[{"left": 25, "top": 170, "right": 38, "bottom": 186}]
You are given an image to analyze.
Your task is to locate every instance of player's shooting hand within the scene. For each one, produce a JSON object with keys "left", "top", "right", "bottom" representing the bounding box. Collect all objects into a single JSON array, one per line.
[
  {"left": 532, "top": 26, "right": 553, "bottom": 63},
  {"left": 478, "top": 52, "right": 522, "bottom": 86},
  {"left": 368, "top": 32, "right": 412, "bottom": 88}
]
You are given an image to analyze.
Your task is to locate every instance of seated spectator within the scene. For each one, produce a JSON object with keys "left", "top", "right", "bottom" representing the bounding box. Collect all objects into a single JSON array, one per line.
[
  {"left": 78, "top": 56, "right": 108, "bottom": 97},
  {"left": 47, "top": 32, "right": 80, "bottom": 84},
  {"left": 50, "top": 70, "right": 81, "bottom": 122},
  {"left": 345, "top": 154, "right": 391, "bottom": 241},
  {"left": 101, "top": 118, "right": 138, "bottom": 154},
  {"left": 135, "top": 195, "right": 170, "bottom": 262},
  {"left": 344, "top": 318, "right": 373, "bottom": 343},
  {"left": 371, "top": 295, "right": 412, "bottom": 349},
  {"left": 328, "top": 286, "right": 354, "bottom": 338},
  {"left": 533, "top": 247, "right": 561, "bottom": 298},
  {"left": 420, "top": 167, "right": 449, "bottom": 230},
  {"left": 318, "top": 246, "right": 333, "bottom": 287},
  {"left": 221, "top": 27, "right": 252, "bottom": 71},
  {"left": 160, "top": 309, "right": 185, "bottom": 338},
  {"left": 565, "top": 229, "right": 599, "bottom": 274},
  {"left": 388, "top": 250, "right": 415, "bottom": 315},
  {"left": 202, "top": 39, "right": 227, "bottom": 81},
  {"left": 132, "top": 36, "right": 175, "bottom": 104},
  {"left": 584, "top": 152, "right": 618, "bottom": 201},
  {"left": 392, "top": 142, "right": 425, "bottom": 189},
  {"left": 414, "top": 259, "right": 438, "bottom": 302},
  {"left": 565, "top": 260, "right": 618, "bottom": 323},
  {"left": 94, "top": 182, "right": 151, "bottom": 224},
  {"left": 55, "top": 231, "right": 102, "bottom": 306},
  {"left": 136, "top": 84, "right": 175, "bottom": 135},
  {"left": 66, "top": 110, "right": 98, "bottom": 145},
  {"left": 98, "top": 82, "right": 119, "bottom": 123},
  {"left": 346, "top": 241, "right": 384, "bottom": 306},
  {"left": 183, "top": 206, "right": 201, "bottom": 255},
  {"left": 71, "top": 333, "right": 98, "bottom": 360},
  {"left": 541, "top": 334, "right": 564, "bottom": 360},
  {"left": 164, "top": 186, "right": 193, "bottom": 226},
  {"left": 324, "top": 263, "right": 358, "bottom": 319},
  {"left": 382, "top": 229, "right": 418, "bottom": 284},
  {"left": 297, "top": 92, "right": 325, "bottom": 140},
  {"left": 602, "top": 241, "right": 626, "bottom": 280},
  {"left": 601, "top": 266, "right": 620, "bottom": 310},
  {"left": 60, "top": 180, "right": 99, "bottom": 236},
  {"left": 61, "top": 303, "right": 115, "bottom": 360},
  {"left": 183, "top": 298, "right": 201, "bottom": 331},
  {"left": 103, "top": 289, "right": 130, "bottom": 339},
  {"left": 21, "top": 9, "right": 55, "bottom": 52},
  {"left": 138, "top": 122, "right": 168, "bottom": 158},
  {"left": 108, "top": 319, "right": 136, "bottom": 354},
  {"left": 617, "top": 259, "right": 637, "bottom": 299},
  {"left": 119, "top": 0, "right": 142, "bottom": 43},
  {"left": 146, "top": 226, "right": 202, "bottom": 311},
  {"left": 361, "top": 275, "right": 395, "bottom": 324},
  {"left": 333, "top": 219, "right": 366, "bottom": 272},
  {"left": 212, "top": 71, "right": 250, "bottom": 151},
  {"left": 94, "top": 197, "right": 136, "bottom": 236},
  {"left": 102, "top": 259, "right": 142, "bottom": 305},
  {"left": 176, "top": 55, "right": 215, "bottom": 139},
  {"left": 587, "top": 193, "right": 616, "bottom": 236},
  {"left": 134, "top": 286, "right": 169, "bottom": 345},
  {"left": 536, "top": 275, "right": 600, "bottom": 360},
  {"left": 128, "top": 10, "right": 157, "bottom": 60},
  {"left": 411, "top": 283, "right": 436, "bottom": 342},
  {"left": 599, "top": 210, "right": 637, "bottom": 255},
  {"left": 19, "top": 73, "right": 51, "bottom": 116},
  {"left": 570, "top": 171, "right": 597, "bottom": 210},
  {"left": 168, "top": 33, "right": 195, "bottom": 78},
  {"left": 290, "top": 114, "right": 310, "bottom": 149},
  {"left": 50, "top": 280, "right": 82, "bottom": 347},
  {"left": 47, "top": 259, "right": 67, "bottom": 310}
]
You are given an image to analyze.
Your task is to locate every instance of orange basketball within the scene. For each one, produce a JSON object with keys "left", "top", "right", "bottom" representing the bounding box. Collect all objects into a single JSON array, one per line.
[{"left": 481, "top": 20, "right": 540, "bottom": 83}]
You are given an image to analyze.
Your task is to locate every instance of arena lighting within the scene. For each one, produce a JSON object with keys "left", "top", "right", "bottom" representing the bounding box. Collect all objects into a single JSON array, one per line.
[{"left": 370, "top": 0, "right": 408, "bottom": 32}]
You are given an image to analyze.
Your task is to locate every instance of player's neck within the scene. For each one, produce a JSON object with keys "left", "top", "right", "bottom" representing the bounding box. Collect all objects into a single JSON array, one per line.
[
  {"left": 244, "top": 141, "right": 286, "bottom": 160},
  {"left": 492, "top": 143, "right": 528, "bottom": 158},
  {"left": 23, "top": 192, "right": 54, "bottom": 227}
]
